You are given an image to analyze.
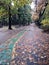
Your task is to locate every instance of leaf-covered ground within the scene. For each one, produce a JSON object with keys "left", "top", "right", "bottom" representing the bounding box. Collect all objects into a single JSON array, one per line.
[
  {"left": 11, "top": 23, "right": 49, "bottom": 65},
  {"left": 0, "top": 23, "right": 49, "bottom": 65}
]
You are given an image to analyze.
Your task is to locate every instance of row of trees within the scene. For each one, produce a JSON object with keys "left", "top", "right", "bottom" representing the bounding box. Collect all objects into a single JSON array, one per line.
[
  {"left": 32, "top": 0, "right": 49, "bottom": 31},
  {"left": 0, "top": 0, "right": 32, "bottom": 29}
]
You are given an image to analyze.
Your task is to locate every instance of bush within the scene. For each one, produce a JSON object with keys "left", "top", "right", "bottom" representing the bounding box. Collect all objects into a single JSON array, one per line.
[
  {"left": 41, "top": 19, "right": 49, "bottom": 30},
  {"left": 18, "top": 5, "right": 32, "bottom": 26}
]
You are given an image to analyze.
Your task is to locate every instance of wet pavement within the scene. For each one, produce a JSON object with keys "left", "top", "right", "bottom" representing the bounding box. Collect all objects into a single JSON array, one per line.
[{"left": 12, "top": 23, "right": 49, "bottom": 65}]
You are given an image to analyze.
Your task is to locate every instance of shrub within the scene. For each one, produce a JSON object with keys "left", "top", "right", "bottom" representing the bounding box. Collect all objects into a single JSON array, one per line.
[
  {"left": 41, "top": 19, "right": 49, "bottom": 30},
  {"left": 18, "top": 5, "right": 32, "bottom": 26}
]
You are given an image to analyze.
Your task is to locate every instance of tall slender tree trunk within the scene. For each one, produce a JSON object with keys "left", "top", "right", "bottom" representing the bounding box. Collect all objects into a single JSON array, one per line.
[{"left": 8, "top": 5, "right": 12, "bottom": 30}]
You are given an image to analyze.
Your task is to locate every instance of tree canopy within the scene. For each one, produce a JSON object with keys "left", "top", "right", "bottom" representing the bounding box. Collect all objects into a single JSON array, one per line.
[
  {"left": 0, "top": 0, "right": 31, "bottom": 14},
  {"left": 0, "top": 0, "right": 32, "bottom": 29}
]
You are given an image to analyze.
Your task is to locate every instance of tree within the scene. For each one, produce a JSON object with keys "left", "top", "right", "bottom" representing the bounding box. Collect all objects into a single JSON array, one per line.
[
  {"left": 41, "top": 0, "right": 49, "bottom": 31},
  {"left": 0, "top": 0, "right": 31, "bottom": 29},
  {"left": 17, "top": 5, "right": 32, "bottom": 26}
]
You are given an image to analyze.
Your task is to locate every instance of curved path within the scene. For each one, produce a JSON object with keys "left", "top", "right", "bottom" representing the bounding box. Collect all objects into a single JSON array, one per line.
[
  {"left": 11, "top": 23, "right": 49, "bottom": 65},
  {"left": 0, "top": 26, "right": 26, "bottom": 65}
]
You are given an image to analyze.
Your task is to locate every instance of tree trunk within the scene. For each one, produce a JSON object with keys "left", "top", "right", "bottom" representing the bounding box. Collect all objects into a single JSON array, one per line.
[{"left": 8, "top": 5, "right": 12, "bottom": 30}]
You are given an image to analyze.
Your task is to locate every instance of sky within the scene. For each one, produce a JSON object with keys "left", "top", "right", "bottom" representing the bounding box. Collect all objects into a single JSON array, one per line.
[{"left": 30, "top": 1, "right": 35, "bottom": 10}]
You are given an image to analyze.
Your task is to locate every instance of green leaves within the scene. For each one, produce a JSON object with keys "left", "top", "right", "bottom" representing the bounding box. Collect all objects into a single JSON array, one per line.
[
  {"left": 0, "top": 0, "right": 11, "bottom": 5},
  {"left": 0, "top": 6, "right": 7, "bottom": 19},
  {"left": 17, "top": 5, "right": 32, "bottom": 25},
  {"left": 41, "top": 2, "right": 49, "bottom": 30},
  {"left": 0, "top": 0, "right": 31, "bottom": 15},
  {"left": 0, "top": 0, "right": 32, "bottom": 26}
]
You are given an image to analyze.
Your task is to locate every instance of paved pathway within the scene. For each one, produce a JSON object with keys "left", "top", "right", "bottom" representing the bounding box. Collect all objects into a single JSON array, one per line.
[
  {"left": 11, "top": 23, "right": 49, "bottom": 65},
  {"left": 0, "top": 26, "right": 26, "bottom": 44},
  {"left": 0, "top": 26, "right": 26, "bottom": 65}
]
